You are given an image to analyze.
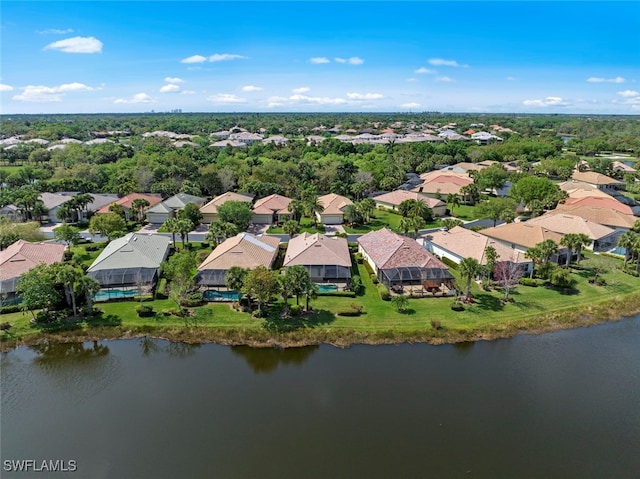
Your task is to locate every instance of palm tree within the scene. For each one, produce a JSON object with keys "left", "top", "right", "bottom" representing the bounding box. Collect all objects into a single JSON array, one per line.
[
  {"left": 483, "top": 245, "right": 499, "bottom": 282},
  {"left": 56, "top": 202, "right": 74, "bottom": 223},
  {"left": 617, "top": 231, "right": 638, "bottom": 267},
  {"left": 285, "top": 265, "right": 310, "bottom": 306},
  {"left": 162, "top": 217, "right": 180, "bottom": 246},
  {"left": 131, "top": 198, "right": 150, "bottom": 223},
  {"left": 538, "top": 239, "right": 559, "bottom": 264},
  {"left": 207, "top": 221, "right": 238, "bottom": 247},
  {"left": 225, "top": 266, "right": 248, "bottom": 304},
  {"left": 459, "top": 257, "right": 482, "bottom": 300},
  {"left": 398, "top": 216, "right": 413, "bottom": 236},
  {"left": 175, "top": 218, "right": 194, "bottom": 247},
  {"left": 411, "top": 216, "right": 426, "bottom": 238},
  {"left": 303, "top": 281, "right": 318, "bottom": 312},
  {"left": 357, "top": 198, "right": 377, "bottom": 224},
  {"left": 446, "top": 193, "right": 461, "bottom": 213},
  {"left": 344, "top": 203, "right": 364, "bottom": 226},
  {"left": 282, "top": 220, "right": 300, "bottom": 238},
  {"left": 304, "top": 195, "right": 324, "bottom": 227},
  {"left": 561, "top": 233, "right": 591, "bottom": 266},
  {"left": 288, "top": 199, "right": 305, "bottom": 222},
  {"left": 71, "top": 193, "right": 94, "bottom": 221},
  {"left": 525, "top": 245, "right": 544, "bottom": 278}
]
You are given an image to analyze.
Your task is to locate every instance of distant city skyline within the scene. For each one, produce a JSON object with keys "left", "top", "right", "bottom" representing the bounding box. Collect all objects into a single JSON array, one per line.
[{"left": 1, "top": 1, "right": 639, "bottom": 115}]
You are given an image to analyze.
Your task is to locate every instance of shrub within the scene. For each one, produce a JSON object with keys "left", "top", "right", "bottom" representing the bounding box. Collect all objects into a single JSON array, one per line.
[
  {"left": 440, "top": 256, "right": 459, "bottom": 270},
  {"left": 290, "top": 305, "right": 303, "bottom": 316},
  {"left": 450, "top": 301, "right": 465, "bottom": 311},
  {"left": 337, "top": 303, "right": 364, "bottom": 316},
  {"left": 155, "top": 278, "right": 168, "bottom": 299},
  {"left": 317, "top": 290, "right": 356, "bottom": 298},
  {"left": 85, "top": 244, "right": 101, "bottom": 252},
  {"left": 370, "top": 273, "right": 379, "bottom": 284},
  {"left": 362, "top": 260, "right": 375, "bottom": 276},
  {"left": 63, "top": 249, "right": 74, "bottom": 261},
  {"left": 519, "top": 277, "right": 539, "bottom": 287},
  {"left": 181, "top": 292, "right": 204, "bottom": 307},
  {"left": 0, "top": 304, "right": 22, "bottom": 314},
  {"left": 377, "top": 283, "right": 390, "bottom": 301},
  {"left": 350, "top": 275, "right": 364, "bottom": 295},
  {"left": 196, "top": 249, "right": 210, "bottom": 264},
  {"left": 136, "top": 305, "right": 155, "bottom": 317},
  {"left": 430, "top": 319, "right": 442, "bottom": 329},
  {"left": 354, "top": 253, "right": 363, "bottom": 264}
]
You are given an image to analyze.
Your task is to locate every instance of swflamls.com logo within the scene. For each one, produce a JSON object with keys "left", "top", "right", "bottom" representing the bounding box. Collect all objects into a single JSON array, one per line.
[{"left": 3, "top": 459, "right": 77, "bottom": 472}]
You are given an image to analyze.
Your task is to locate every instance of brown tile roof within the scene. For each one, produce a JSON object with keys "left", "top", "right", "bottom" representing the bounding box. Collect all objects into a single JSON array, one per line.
[
  {"left": 318, "top": 193, "right": 353, "bottom": 215},
  {"left": 549, "top": 205, "right": 637, "bottom": 229},
  {"left": 97, "top": 193, "right": 162, "bottom": 214},
  {"left": 424, "top": 226, "right": 529, "bottom": 264},
  {"left": 199, "top": 192, "right": 253, "bottom": 214},
  {"left": 358, "top": 228, "right": 449, "bottom": 270},
  {"left": 558, "top": 180, "right": 600, "bottom": 192},
  {"left": 252, "top": 194, "right": 292, "bottom": 215},
  {"left": 480, "top": 223, "right": 564, "bottom": 249},
  {"left": 413, "top": 170, "right": 473, "bottom": 195},
  {"left": 373, "top": 190, "right": 445, "bottom": 209},
  {"left": 284, "top": 233, "right": 351, "bottom": 267},
  {"left": 0, "top": 240, "right": 66, "bottom": 282},
  {"left": 571, "top": 171, "right": 623, "bottom": 186},
  {"left": 560, "top": 196, "right": 633, "bottom": 215},
  {"left": 526, "top": 213, "right": 615, "bottom": 240},
  {"left": 198, "top": 233, "right": 280, "bottom": 271}
]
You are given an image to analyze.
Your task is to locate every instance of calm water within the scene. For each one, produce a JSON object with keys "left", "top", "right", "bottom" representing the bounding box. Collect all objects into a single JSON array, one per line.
[{"left": 2, "top": 317, "right": 640, "bottom": 479}]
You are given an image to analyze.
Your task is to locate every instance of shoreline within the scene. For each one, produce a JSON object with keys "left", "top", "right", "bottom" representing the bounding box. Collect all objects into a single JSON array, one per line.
[{"left": 3, "top": 292, "right": 640, "bottom": 351}]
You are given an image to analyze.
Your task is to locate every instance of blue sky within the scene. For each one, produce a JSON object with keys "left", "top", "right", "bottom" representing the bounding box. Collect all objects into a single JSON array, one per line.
[{"left": 1, "top": 1, "right": 639, "bottom": 114}]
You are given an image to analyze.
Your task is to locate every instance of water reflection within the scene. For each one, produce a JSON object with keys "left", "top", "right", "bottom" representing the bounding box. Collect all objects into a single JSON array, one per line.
[
  {"left": 231, "top": 345, "right": 319, "bottom": 374},
  {"left": 452, "top": 341, "right": 475, "bottom": 354},
  {"left": 138, "top": 336, "right": 201, "bottom": 358},
  {"left": 29, "top": 341, "right": 120, "bottom": 406}
]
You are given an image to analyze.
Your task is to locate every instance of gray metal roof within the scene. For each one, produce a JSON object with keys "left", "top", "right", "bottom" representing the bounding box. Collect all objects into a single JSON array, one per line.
[{"left": 87, "top": 233, "right": 171, "bottom": 272}]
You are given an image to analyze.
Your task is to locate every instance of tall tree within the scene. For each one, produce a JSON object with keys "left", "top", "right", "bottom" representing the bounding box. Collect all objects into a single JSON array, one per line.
[
  {"left": 459, "top": 257, "right": 482, "bottom": 300},
  {"left": 89, "top": 213, "right": 126, "bottom": 239},
  {"left": 242, "top": 265, "right": 279, "bottom": 314},
  {"left": 162, "top": 250, "right": 197, "bottom": 309},
  {"left": 225, "top": 266, "right": 248, "bottom": 303},
  {"left": 54, "top": 222, "right": 81, "bottom": 246},
  {"left": 284, "top": 265, "right": 311, "bottom": 306},
  {"left": 131, "top": 198, "right": 151, "bottom": 223},
  {"left": 217, "top": 201, "right": 253, "bottom": 231}
]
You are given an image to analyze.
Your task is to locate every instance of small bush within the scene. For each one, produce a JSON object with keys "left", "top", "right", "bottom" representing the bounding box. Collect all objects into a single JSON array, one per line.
[
  {"left": 85, "top": 244, "right": 101, "bottom": 252},
  {"left": 196, "top": 249, "right": 210, "bottom": 264},
  {"left": 63, "top": 249, "right": 74, "bottom": 261},
  {"left": 519, "top": 277, "right": 538, "bottom": 287},
  {"left": 136, "top": 305, "right": 155, "bottom": 317},
  {"left": 0, "top": 304, "right": 22, "bottom": 314},
  {"left": 430, "top": 319, "right": 442, "bottom": 330},
  {"left": 350, "top": 275, "right": 364, "bottom": 295},
  {"left": 290, "top": 305, "right": 303, "bottom": 316},
  {"left": 377, "top": 283, "right": 391, "bottom": 301},
  {"left": 181, "top": 292, "right": 204, "bottom": 307},
  {"left": 354, "top": 253, "right": 363, "bottom": 264},
  {"left": 317, "top": 290, "right": 356, "bottom": 298},
  {"left": 337, "top": 303, "right": 364, "bottom": 316},
  {"left": 440, "top": 256, "right": 459, "bottom": 270},
  {"left": 450, "top": 301, "right": 465, "bottom": 312},
  {"left": 370, "top": 273, "right": 379, "bottom": 284},
  {"left": 0, "top": 322, "right": 12, "bottom": 332}
]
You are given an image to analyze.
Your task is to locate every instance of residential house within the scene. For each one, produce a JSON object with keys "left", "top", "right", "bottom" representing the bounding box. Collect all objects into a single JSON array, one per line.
[
  {"left": 559, "top": 195, "right": 634, "bottom": 216},
  {"left": 471, "top": 131, "right": 503, "bottom": 145},
  {"left": 550, "top": 204, "right": 637, "bottom": 231},
  {"left": 373, "top": 190, "right": 447, "bottom": 216},
  {"left": 283, "top": 233, "right": 352, "bottom": 287},
  {"left": 96, "top": 193, "right": 163, "bottom": 221},
  {"left": 423, "top": 226, "right": 532, "bottom": 276},
  {"left": 39, "top": 192, "right": 76, "bottom": 223},
  {"left": 316, "top": 193, "right": 353, "bottom": 224},
  {"left": 199, "top": 192, "right": 254, "bottom": 223},
  {"left": 196, "top": 233, "right": 280, "bottom": 292},
  {"left": 0, "top": 240, "right": 66, "bottom": 301},
  {"left": 86, "top": 233, "right": 171, "bottom": 290},
  {"left": 570, "top": 171, "right": 624, "bottom": 191},
  {"left": 612, "top": 161, "right": 637, "bottom": 174},
  {"left": 480, "top": 223, "right": 568, "bottom": 264},
  {"left": 145, "top": 193, "right": 206, "bottom": 224},
  {"left": 412, "top": 170, "right": 474, "bottom": 198},
  {"left": 524, "top": 213, "right": 619, "bottom": 252},
  {"left": 357, "top": 228, "right": 454, "bottom": 293},
  {"left": 0, "top": 204, "right": 20, "bottom": 221},
  {"left": 251, "top": 194, "right": 292, "bottom": 225}
]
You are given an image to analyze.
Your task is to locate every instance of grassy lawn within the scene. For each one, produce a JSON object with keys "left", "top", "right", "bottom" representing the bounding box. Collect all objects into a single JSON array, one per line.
[
  {"left": 267, "top": 217, "right": 326, "bottom": 234},
  {"left": 343, "top": 208, "right": 441, "bottom": 234},
  {"left": 450, "top": 204, "right": 481, "bottom": 221},
  {"left": 2, "top": 252, "right": 639, "bottom": 347}
]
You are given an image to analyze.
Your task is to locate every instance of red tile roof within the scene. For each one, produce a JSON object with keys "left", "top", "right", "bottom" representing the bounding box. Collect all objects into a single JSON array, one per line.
[{"left": 0, "top": 240, "right": 66, "bottom": 282}]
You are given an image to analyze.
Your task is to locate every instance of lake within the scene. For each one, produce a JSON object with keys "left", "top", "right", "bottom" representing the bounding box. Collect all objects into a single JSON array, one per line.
[{"left": 2, "top": 316, "right": 640, "bottom": 478}]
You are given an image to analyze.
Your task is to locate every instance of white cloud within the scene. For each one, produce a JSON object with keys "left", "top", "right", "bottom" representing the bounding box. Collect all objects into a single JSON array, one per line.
[
  {"left": 267, "top": 94, "right": 346, "bottom": 106},
  {"left": 13, "top": 82, "right": 96, "bottom": 102},
  {"left": 208, "top": 53, "right": 247, "bottom": 62},
  {"left": 37, "top": 28, "right": 74, "bottom": 35},
  {"left": 523, "top": 96, "right": 570, "bottom": 107},
  {"left": 113, "top": 93, "right": 155, "bottom": 104},
  {"left": 0, "top": 84, "right": 14, "bottom": 92},
  {"left": 164, "top": 77, "right": 184, "bottom": 84},
  {"left": 181, "top": 55, "right": 207, "bottom": 64},
  {"left": 292, "top": 87, "right": 310, "bottom": 94},
  {"left": 335, "top": 57, "right": 364, "bottom": 65},
  {"left": 415, "top": 67, "right": 436, "bottom": 74},
  {"left": 160, "top": 84, "right": 181, "bottom": 93},
  {"left": 181, "top": 90, "right": 196, "bottom": 95},
  {"left": 428, "top": 58, "right": 467, "bottom": 68},
  {"left": 346, "top": 92, "right": 384, "bottom": 100},
  {"left": 400, "top": 102, "right": 421, "bottom": 109},
  {"left": 44, "top": 36, "right": 103, "bottom": 54},
  {"left": 506, "top": 77, "right": 516, "bottom": 81},
  {"left": 207, "top": 93, "right": 246, "bottom": 104},
  {"left": 617, "top": 90, "right": 639, "bottom": 98},
  {"left": 310, "top": 57, "right": 330, "bottom": 64},
  {"left": 436, "top": 76, "right": 455, "bottom": 83},
  {"left": 587, "top": 77, "right": 625, "bottom": 83},
  {"left": 614, "top": 90, "right": 640, "bottom": 107},
  {"left": 241, "top": 85, "right": 263, "bottom": 92},
  {"left": 406, "top": 78, "right": 418, "bottom": 83}
]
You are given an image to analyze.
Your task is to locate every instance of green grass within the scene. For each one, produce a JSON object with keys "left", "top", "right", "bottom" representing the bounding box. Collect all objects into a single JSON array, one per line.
[
  {"left": 2, "top": 252, "right": 640, "bottom": 348},
  {"left": 267, "top": 217, "right": 326, "bottom": 234},
  {"left": 343, "top": 209, "right": 440, "bottom": 234},
  {"left": 450, "top": 204, "right": 481, "bottom": 221}
]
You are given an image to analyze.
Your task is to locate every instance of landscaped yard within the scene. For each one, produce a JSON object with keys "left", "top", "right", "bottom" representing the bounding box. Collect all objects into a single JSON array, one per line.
[
  {"left": 2, "top": 251, "right": 639, "bottom": 348},
  {"left": 343, "top": 208, "right": 440, "bottom": 234}
]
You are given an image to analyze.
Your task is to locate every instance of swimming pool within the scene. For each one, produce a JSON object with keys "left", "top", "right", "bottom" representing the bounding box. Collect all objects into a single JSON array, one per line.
[
  {"left": 93, "top": 289, "right": 140, "bottom": 301},
  {"left": 316, "top": 284, "right": 339, "bottom": 293},
  {"left": 611, "top": 246, "right": 626, "bottom": 256},
  {"left": 203, "top": 290, "right": 239, "bottom": 301}
]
